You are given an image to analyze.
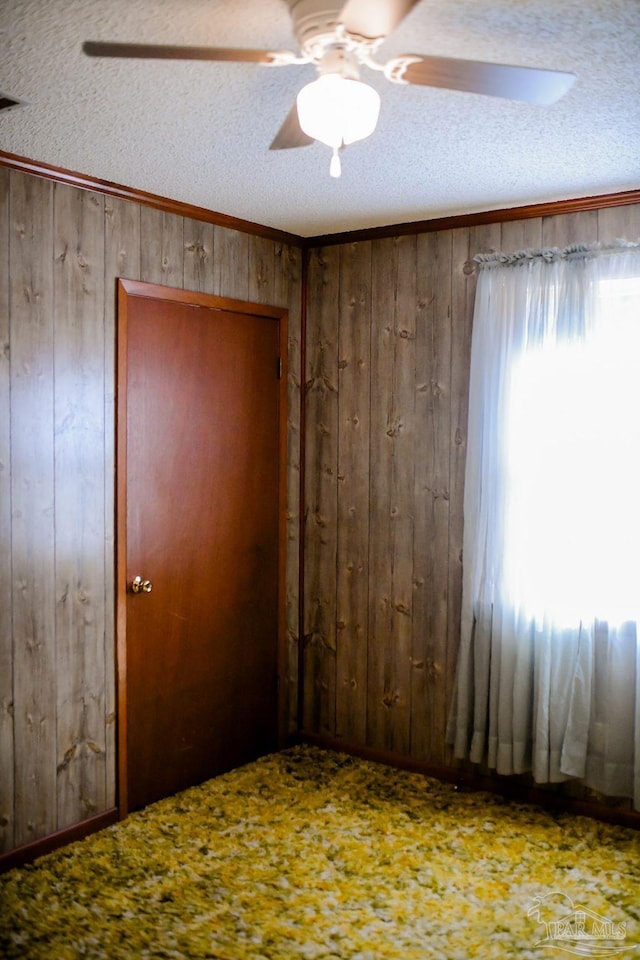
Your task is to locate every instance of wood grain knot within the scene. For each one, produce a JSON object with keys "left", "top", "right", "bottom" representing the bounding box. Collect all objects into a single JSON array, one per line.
[
  {"left": 57, "top": 743, "right": 77, "bottom": 773},
  {"left": 381, "top": 690, "right": 400, "bottom": 708},
  {"left": 394, "top": 603, "right": 411, "bottom": 616}
]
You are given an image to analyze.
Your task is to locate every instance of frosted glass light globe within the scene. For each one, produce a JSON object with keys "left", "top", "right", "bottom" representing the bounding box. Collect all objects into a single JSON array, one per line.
[{"left": 296, "top": 74, "right": 381, "bottom": 149}]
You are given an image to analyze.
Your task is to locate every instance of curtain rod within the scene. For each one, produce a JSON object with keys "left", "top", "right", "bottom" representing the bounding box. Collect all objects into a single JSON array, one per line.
[{"left": 466, "top": 238, "right": 640, "bottom": 273}]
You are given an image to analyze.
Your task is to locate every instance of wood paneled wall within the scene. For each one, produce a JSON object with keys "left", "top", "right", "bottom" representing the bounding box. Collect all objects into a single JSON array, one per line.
[
  {"left": 2, "top": 161, "right": 638, "bottom": 859},
  {"left": 302, "top": 203, "right": 640, "bottom": 791},
  {"left": 0, "top": 168, "right": 302, "bottom": 855}
]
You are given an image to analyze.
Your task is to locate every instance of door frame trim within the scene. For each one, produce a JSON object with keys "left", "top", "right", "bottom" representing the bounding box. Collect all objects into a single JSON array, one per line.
[{"left": 115, "top": 278, "right": 289, "bottom": 818}]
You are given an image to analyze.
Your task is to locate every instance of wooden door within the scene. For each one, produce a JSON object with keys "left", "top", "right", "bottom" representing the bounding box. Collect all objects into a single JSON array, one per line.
[{"left": 116, "top": 279, "right": 287, "bottom": 815}]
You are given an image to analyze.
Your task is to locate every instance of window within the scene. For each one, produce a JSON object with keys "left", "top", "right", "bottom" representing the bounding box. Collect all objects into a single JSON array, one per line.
[
  {"left": 504, "top": 276, "right": 640, "bottom": 626},
  {"left": 447, "top": 242, "right": 640, "bottom": 808}
]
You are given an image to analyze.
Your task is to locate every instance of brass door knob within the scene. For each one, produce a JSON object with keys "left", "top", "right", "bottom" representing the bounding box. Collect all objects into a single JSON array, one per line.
[{"left": 131, "top": 575, "right": 153, "bottom": 594}]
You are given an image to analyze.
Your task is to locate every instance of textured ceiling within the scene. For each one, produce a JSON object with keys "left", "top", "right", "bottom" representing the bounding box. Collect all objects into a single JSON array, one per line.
[{"left": 1, "top": 0, "right": 639, "bottom": 237}]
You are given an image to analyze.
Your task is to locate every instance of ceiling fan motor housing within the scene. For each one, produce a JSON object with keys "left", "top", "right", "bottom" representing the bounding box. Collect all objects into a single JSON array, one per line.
[{"left": 288, "top": 0, "right": 372, "bottom": 61}]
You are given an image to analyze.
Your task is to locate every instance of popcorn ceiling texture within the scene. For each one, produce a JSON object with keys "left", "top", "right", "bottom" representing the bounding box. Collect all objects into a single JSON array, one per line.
[{"left": 1, "top": 0, "right": 638, "bottom": 236}]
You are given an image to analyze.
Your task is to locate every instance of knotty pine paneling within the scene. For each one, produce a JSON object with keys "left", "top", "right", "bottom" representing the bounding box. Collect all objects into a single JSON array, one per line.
[
  {"left": 335, "top": 241, "right": 372, "bottom": 744},
  {"left": 0, "top": 169, "right": 302, "bottom": 856},
  {"left": 302, "top": 202, "right": 640, "bottom": 808},
  {"left": 139, "top": 207, "right": 185, "bottom": 288},
  {"left": 53, "top": 185, "right": 107, "bottom": 831},
  {"left": 0, "top": 167, "right": 13, "bottom": 852},
  {"left": 303, "top": 246, "right": 340, "bottom": 736},
  {"left": 10, "top": 173, "right": 57, "bottom": 848},
  {"left": 213, "top": 225, "right": 251, "bottom": 301},
  {"left": 367, "top": 235, "right": 417, "bottom": 756},
  {"left": 183, "top": 218, "right": 214, "bottom": 294},
  {"left": 412, "top": 230, "right": 453, "bottom": 763},
  {"left": 275, "top": 242, "right": 304, "bottom": 735}
]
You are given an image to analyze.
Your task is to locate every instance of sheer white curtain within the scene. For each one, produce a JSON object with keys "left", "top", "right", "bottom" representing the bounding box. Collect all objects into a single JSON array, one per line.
[{"left": 446, "top": 241, "right": 640, "bottom": 810}]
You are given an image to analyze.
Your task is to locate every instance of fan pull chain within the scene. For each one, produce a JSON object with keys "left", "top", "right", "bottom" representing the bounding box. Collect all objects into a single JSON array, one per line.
[{"left": 330, "top": 147, "right": 341, "bottom": 178}]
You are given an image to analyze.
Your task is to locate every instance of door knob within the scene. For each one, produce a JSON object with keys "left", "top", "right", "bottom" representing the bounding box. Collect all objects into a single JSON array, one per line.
[{"left": 131, "top": 575, "right": 153, "bottom": 594}]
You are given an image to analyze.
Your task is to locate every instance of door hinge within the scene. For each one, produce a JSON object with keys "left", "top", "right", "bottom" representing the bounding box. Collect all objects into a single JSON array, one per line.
[{"left": 277, "top": 357, "right": 283, "bottom": 380}]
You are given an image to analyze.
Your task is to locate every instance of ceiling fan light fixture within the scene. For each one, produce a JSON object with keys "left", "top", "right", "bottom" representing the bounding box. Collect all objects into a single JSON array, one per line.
[
  {"left": 82, "top": 1, "right": 578, "bottom": 174},
  {"left": 296, "top": 73, "right": 380, "bottom": 176}
]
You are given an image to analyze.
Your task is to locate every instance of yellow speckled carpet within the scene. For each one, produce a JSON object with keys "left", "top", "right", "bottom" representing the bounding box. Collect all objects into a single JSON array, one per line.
[{"left": 1, "top": 746, "right": 638, "bottom": 959}]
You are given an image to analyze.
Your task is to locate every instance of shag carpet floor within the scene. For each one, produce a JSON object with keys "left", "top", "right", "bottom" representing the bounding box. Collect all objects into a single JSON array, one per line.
[{"left": 1, "top": 745, "right": 639, "bottom": 959}]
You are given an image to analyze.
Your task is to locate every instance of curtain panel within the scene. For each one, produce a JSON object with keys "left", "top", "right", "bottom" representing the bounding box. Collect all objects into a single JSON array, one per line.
[{"left": 446, "top": 240, "right": 640, "bottom": 810}]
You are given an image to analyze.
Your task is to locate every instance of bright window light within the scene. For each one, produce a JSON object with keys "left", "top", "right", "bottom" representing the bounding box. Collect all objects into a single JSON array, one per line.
[{"left": 503, "top": 276, "right": 640, "bottom": 626}]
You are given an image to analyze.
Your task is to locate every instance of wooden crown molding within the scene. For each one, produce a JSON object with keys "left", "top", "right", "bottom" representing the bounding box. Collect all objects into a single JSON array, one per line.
[
  {"left": 2, "top": 150, "right": 638, "bottom": 249},
  {"left": 303, "top": 189, "right": 640, "bottom": 247},
  {"left": 0, "top": 150, "right": 303, "bottom": 247}
]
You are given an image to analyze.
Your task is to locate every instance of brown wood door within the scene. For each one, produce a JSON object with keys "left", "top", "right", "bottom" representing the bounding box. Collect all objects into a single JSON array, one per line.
[{"left": 116, "top": 279, "right": 287, "bottom": 815}]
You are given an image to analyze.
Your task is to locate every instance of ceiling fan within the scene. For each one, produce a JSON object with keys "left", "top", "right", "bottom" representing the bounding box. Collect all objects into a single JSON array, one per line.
[{"left": 83, "top": 0, "right": 575, "bottom": 178}]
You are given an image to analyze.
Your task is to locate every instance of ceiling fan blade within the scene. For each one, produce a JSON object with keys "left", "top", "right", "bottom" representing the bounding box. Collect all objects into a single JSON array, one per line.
[
  {"left": 269, "top": 103, "right": 314, "bottom": 150},
  {"left": 338, "top": 0, "right": 420, "bottom": 40},
  {"left": 82, "top": 41, "right": 296, "bottom": 64},
  {"left": 392, "top": 54, "right": 575, "bottom": 104}
]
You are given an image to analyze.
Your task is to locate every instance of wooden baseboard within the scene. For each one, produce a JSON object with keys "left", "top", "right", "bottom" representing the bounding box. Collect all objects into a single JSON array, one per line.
[
  {"left": 0, "top": 808, "right": 119, "bottom": 873},
  {"left": 300, "top": 732, "right": 640, "bottom": 830},
  {"left": 3, "top": 736, "right": 637, "bottom": 875}
]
